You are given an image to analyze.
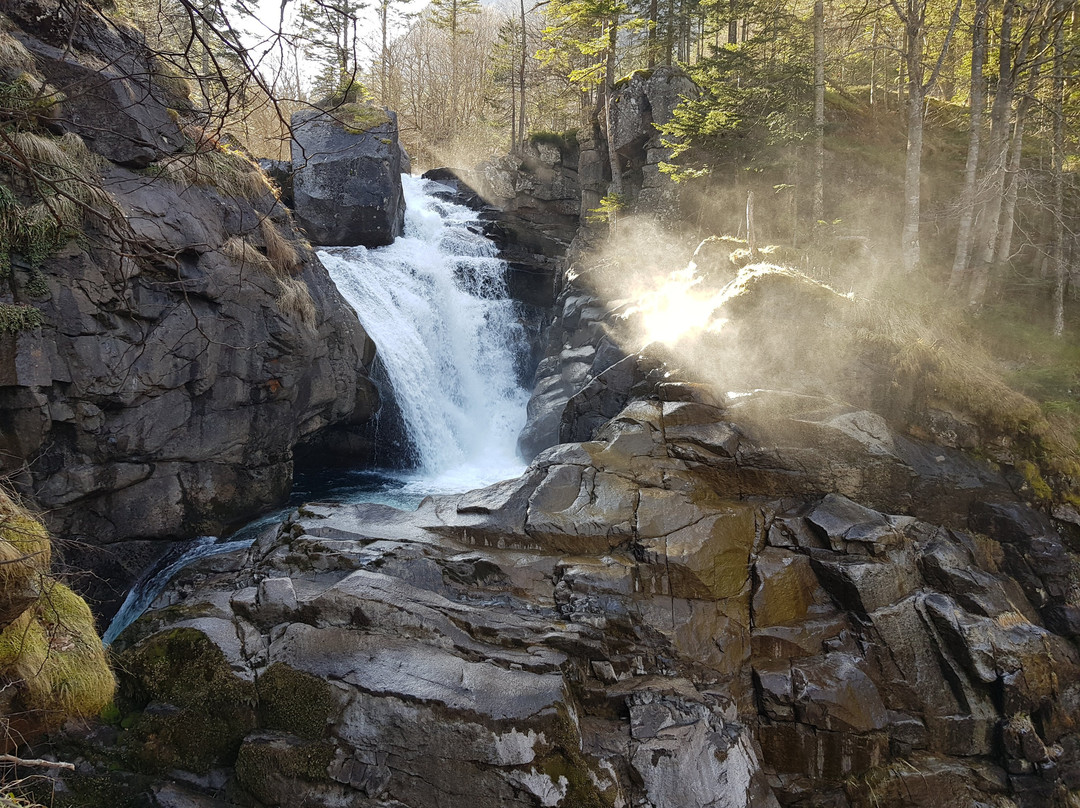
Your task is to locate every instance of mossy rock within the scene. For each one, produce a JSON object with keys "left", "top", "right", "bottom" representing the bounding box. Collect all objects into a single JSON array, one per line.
[
  {"left": 336, "top": 102, "right": 391, "bottom": 135},
  {"left": 257, "top": 662, "right": 333, "bottom": 739},
  {"left": 31, "top": 771, "right": 151, "bottom": 808},
  {"left": 235, "top": 731, "right": 334, "bottom": 805},
  {"left": 116, "top": 627, "right": 256, "bottom": 773},
  {"left": 0, "top": 490, "right": 114, "bottom": 738}
]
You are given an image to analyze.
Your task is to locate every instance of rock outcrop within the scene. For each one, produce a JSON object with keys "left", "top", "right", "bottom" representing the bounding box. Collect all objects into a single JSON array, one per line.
[
  {"left": 609, "top": 67, "right": 698, "bottom": 216},
  {"left": 0, "top": 2, "right": 380, "bottom": 618},
  {"left": 291, "top": 105, "right": 406, "bottom": 247},
  {"left": 55, "top": 249, "right": 1080, "bottom": 808}
]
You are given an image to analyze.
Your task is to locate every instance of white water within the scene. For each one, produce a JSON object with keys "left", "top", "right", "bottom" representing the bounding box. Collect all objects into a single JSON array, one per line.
[
  {"left": 103, "top": 175, "right": 532, "bottom": 645},
  {"left": 319, "top": 175, "right": 530, "bottom": 492}
]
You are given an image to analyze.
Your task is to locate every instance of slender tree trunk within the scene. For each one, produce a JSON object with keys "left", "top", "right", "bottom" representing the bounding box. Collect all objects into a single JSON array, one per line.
[
  {"left": 995, "top": 112, "right": 1028, "bottom": 264},
  {"left": 604, "top": 16, "right": 622, "bottom": 233},
  {"left": 900, "top": 11, "right": 925, "bottom": 272},
  {"left": 949, "top": 0, "right": 987, "bottom": 289},
  {"left": 380, "top": 0, "right": 389, "bottom": 102},
  {"left": 728, "top": 0, "right": 737, "bottom": 44},
  {"left": 870, "top": 19, "right": 878, "bottom": 107},
  {"left": 1052, "top": 0, "right": 1066, "bottom": 335},
  {"left": 969, "top": 0, "right": 1028, "bottom": 303},
  {"left": 746, "top": 190, "right": 756, "bottom": 256},
  {"left": 649, "top": 0, "right": 659, "bottom": 66},
  {"left": 519, "top": 0, "right": 527, "bottom": 152},
  {"left": 813, "top": 0, "right": 825, "bottom": 223}
]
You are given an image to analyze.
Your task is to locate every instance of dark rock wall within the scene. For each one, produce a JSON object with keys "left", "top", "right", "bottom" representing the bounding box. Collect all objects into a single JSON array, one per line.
[
  {"left": 291, "top": 107, "right": 406, "bottom": 247},
  {"left": 0, "top": 2, "right": 379, "bottom": 617}
]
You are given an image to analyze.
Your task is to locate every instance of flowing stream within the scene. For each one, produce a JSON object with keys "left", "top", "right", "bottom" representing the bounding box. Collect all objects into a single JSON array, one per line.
[{"left": 103, "top": 175, "right": 531, "bottom": 644}]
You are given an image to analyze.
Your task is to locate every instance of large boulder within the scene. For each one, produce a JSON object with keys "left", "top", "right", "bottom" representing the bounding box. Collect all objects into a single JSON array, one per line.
[{"left": 291, "top": 105, "right": 406, "bottom": 247}]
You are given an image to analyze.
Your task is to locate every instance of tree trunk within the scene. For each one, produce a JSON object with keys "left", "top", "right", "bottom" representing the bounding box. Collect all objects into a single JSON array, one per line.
[
  {"left": 1052, "top": 0, "right": 1066, "bottom": 335},
  {"left": 746, "top": 190, "right": 756, "bottom": 256},
  {"left": 648, "top": 0, "right": 658, "bottom": 67},
  {"left": 812, "top": 0, "right": 825, "bottom": 223},
  {"left": 968, "top": 0, "right": 1031, "bottom": 304},
  {"left": 728, "top": 0, "right": 737, "bottom": 44},
  {"left": 519, "top": 0, "right": 527, "bottom": 152},
  {"left": 380, "top": 0, "right": 389, "bottom": 102},
  {"left": 949, "top": 0, "right": 987, "bottom": 289},
  {"left": 604, "top": 15, "right": 622, "bottom": 233},
  {"left": 900, "top": 13, "right": 925, "bottom": 272}
]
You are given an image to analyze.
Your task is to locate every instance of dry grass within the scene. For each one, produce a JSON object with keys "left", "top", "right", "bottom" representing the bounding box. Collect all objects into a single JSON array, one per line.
[
  {"left": 0, "top": 27, "right": 33, "bottom": 74},
  {"left": 220, "top": 237, "right": 316, "bottom": 330},
  {"left": 275, "top": 276, "right": 317, "bottom": 330},
  {"left": 149, "top": 125, "right": 273, "bottom": 201},
  {"left": 260, "top": 217, "right": 300, "bottom": 276},
  {"left": 221, "top": 236, "right": 274, "bottom": 274}
]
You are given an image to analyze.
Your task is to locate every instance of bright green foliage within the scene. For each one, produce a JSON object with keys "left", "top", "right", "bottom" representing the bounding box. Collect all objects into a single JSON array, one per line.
[
  {"left": 659, "top": 39, "right": 811, "bottom": 179},
  {"left": 587, "top": 192, "right": 626, "bottom": 224}
]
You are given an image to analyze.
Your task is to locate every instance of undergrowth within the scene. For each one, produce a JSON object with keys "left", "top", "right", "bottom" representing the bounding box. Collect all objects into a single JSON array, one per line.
[{"left": 144, "top": 124, "right": 273, "bottom": 201}]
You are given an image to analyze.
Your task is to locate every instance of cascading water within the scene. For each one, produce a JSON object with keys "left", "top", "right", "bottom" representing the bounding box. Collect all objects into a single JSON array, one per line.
[
  {"left": 104, "top": 174, "right": 533, "bottom": 644},
  {"left": 319, "top": 175, "right": 530, "bottom": 491}
]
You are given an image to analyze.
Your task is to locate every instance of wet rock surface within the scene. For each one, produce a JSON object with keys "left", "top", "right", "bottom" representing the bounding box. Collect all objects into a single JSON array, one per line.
[{"left": 79, "top": 367, "right": 1080, "bottom": 807}]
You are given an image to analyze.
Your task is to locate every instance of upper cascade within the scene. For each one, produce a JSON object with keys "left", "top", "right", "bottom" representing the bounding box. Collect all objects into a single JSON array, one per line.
[{"left": 319, "top": 175, "right": 530, "bottom": 491}]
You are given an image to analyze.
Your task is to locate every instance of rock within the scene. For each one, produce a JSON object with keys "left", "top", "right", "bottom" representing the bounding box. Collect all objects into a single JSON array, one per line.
[
  {"left": 258, "top": 158, "right": 295, "bottom": 206},
  {"left": 8, "top": 0, "right": 185, "bottom": 167},
  {"left": 0, "top": 31, "right": 380, "bottom": 616},
  {"left": 291, "top": 105, "right": 406, "bottom": 246}
]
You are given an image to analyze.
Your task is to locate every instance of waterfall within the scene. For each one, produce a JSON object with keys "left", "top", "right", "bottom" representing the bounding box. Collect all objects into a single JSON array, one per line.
[
  {"left": 104, "top": 174, "right": 531, "bottom": 645},
  {"left": 319, "top": 175, "right": 530, "bottom": 491}
]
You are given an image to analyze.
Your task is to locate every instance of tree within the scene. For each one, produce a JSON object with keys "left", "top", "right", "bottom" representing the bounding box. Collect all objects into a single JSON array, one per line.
[
  {"left": 428, "top": 0, "right": 483, "bottom": 127},
  {"left": 297, "top": 0, "right": 368, "bottom": 100},
  {"left": 887, "top": 0, "right": 962, "bottom": 271}
]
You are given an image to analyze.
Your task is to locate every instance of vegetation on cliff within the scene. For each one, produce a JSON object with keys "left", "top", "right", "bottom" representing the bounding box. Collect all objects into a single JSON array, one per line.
[{"left": 0, "top": 488, "right": 114, "bottom": 748}]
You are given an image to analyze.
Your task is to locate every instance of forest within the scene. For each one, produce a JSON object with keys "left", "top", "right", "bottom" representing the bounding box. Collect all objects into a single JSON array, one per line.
[
  {"left": 104, "top": 0, "right": 1080, "bottom": 320},
  {"left": 7, "top": 0, "right": 1080, "bottom": 804}
]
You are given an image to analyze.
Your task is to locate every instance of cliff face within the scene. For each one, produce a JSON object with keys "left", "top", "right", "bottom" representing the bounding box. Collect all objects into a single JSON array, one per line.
[{"left": 0, "top": 1, "right": 379, "bottom": 616}]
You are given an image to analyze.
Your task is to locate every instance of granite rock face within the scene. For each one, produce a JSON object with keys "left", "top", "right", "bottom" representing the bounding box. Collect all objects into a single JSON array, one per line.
[
  {"left": 291, "top": 106, "right": 406, "bottom": 247},
  {"left": 0, "top": 4, "right": 380, "bottom": 618}
]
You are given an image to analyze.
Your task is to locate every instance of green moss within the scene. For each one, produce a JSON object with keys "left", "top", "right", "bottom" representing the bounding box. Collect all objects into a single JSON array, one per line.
[
  {"left": 531, "top": 706, "right": 615, "bottom": 808},
  {"left": 116, "top": 627, "right": 256, "bottom": 773},
  {"left": 0, "top": 302, "right": 43, "bottom": 333},
  {"left": 0, "top": 581, "right": 115, "bottom": 722},
  {"left": 235, "top": 733, "right": 334, "bottom": 803},
  {"left": 336, "top": 102, "right": 390, "bottom": 135},
  {"left": 1018, "top": 460, "right": 1054, "bottom": 502},
  {"left": 528, "top": 128, "right": 579, "bottom": 151},
  {"left": 257, "top": 663, "right": 333, "bottom": 739},
  {"left": 36, "top": 772, "right": 149, "bottom": 808}
]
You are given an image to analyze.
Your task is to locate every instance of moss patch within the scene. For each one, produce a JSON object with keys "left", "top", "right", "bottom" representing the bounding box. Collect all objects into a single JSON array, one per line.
[
  {"left": 257, "top": 662, "right": 333, "bottom": 739},
  {"left": 0, "top": 490, "right": 114, "bottom": 736},
  {"left": 235, "top": 732, "right": 334, "bottom": 804},
  {"left": 116, "top": 627, "right": 256, "bottom": 773}
]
